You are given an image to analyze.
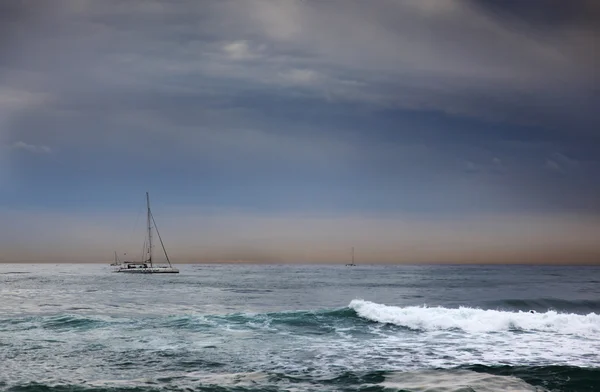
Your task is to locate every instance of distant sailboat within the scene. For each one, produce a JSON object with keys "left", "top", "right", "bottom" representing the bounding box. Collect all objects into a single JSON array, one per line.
[
  {"left": 109, "top": 251, "right": 121, "bottom": 266},
  {"left": 345, "top": 247, "right": 357, "bottom": 266},
  {"left": 114, "top": 192, "right": 179, "bottom": 274}
]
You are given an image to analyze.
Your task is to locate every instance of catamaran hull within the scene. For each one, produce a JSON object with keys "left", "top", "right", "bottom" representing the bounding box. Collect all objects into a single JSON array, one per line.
[{"left": 114, "top": 267, "right": 179, "bottom": 273}]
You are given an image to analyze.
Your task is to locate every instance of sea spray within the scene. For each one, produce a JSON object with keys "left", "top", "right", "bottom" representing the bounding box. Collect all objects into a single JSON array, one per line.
[{"left": 349, "top": 299, "right": 600, "bottom": 335}]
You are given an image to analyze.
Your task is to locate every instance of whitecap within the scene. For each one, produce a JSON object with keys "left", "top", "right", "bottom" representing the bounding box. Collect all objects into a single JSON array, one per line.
[{"left": 349, "top": 299, "right": 600, "bottom": 336}]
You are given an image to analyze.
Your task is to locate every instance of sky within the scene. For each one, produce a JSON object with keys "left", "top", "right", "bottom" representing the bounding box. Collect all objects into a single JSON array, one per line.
[{"left": 1, "top": 0, "right": 599, "bottom": 264}]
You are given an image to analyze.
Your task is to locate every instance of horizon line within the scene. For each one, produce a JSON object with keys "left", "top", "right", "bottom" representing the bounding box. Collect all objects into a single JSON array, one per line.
[{"left": 1, "top": 261, "right": 599, "bottom": 266}]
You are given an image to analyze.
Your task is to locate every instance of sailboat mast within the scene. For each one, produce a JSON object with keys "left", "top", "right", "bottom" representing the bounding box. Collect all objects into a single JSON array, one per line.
[
  {"left": 352, "top": 247, "right": 354, "bottom": 265},
  {"left": 147, "top": 192, "right": 153, "bottom": 267}
]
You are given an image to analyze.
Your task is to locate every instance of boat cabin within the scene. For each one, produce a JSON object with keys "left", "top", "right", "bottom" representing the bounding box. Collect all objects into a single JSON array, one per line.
[{"left": 123, "top": 261, "right": 150, "bottom": 269}]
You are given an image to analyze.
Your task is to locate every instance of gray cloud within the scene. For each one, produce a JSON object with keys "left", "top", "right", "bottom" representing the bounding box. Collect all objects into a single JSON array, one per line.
[
  {"left": 10, "top": 141, "right": 52, "bottom": 154},
  {"left": 1, "top": 0, "right": 599, "bottom": 214},
  {"left": 2, "top": 0, "right": 598, "bottom": 135}
]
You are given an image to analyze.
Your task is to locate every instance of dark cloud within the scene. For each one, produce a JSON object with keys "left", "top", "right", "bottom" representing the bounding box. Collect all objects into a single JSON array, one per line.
[
  {"left": 1, "top": 0, "right": 599, "bottom": 217},
  {"left": 3, "top": 0, "right": 598, "bottom": 122},
  {"left": 469, "top": 0, "right": 600, "bottom": 29},
  {"left": 0, "top": 1, "right": 30, "bottom": 51}
]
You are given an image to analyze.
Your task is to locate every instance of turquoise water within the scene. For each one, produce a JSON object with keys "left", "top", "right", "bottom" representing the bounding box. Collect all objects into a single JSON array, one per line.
[{"left": 1, "top": 264, "right": 599, "bottom": 391}]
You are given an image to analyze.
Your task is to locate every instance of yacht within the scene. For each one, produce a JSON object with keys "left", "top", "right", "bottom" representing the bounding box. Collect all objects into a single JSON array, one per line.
[{"left": 114, "top": 192, "right": 179, "bottom": 274}]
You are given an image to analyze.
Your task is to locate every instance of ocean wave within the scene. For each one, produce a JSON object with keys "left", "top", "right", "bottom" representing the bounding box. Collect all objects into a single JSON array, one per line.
[
  {"left": 0, "top": 308, "right": 357, "bottom": 335},
  {"left": 41, "top": 314, "right": 108, "bottom": 330},
  {"left": 5, "top": 301, "right": 600, "bottom": 337},
  {"left": 349, "top": 299, "right": 600, "bottom": 335},
  {"left": 485, "top": 298, "right": 600, "bottom": 313},
  {"left": 158, "top": 307, "right": 358, "bottom": 335},
  {"left": 8, "top": 367, "right": 600, "bottom": 392},
  {"left": 0, "top": 314, "right": 127, "bottom": 332},
  {"left": 3, "top": 383, "right": 160, "bottom": 392},
  {"left": 379, "top": 369, "right": 544, "bottom": 391},
  {"left": 464, "top": 365, "right": 600, "bottom": 392}
]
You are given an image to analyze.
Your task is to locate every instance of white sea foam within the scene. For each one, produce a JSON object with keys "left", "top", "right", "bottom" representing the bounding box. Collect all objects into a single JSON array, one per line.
[
  {"left": 184, "top": 371, "right": 270, "bottom": 385},
  {"left": 349, "top": 299, "right": 600, "bottom": 335},
  {"left": 379, "top": 370, "right": 546, "bottom": 392},
  {"left": 339, "top": 299, "right": 600, "bottom": 369}
]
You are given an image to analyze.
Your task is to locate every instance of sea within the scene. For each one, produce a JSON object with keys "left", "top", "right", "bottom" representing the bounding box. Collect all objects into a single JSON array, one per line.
[{"left": 1, "top": 263, "right": 599, "bottom": 392}]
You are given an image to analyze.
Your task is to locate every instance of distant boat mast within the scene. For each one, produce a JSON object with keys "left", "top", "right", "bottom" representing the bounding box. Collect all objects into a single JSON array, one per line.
[
  {"left": 147, "top": 192, "right": 153, "bottom": 268},
  {"left": 110, "top": 251, "right": 120, "bottom": 266},
  {"left": 346, "top": 246, "right": 356, "bottom": 266}
]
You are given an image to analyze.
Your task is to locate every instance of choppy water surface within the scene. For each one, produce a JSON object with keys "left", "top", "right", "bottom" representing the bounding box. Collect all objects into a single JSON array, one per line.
[{"left": 1, "top": 263, "right": 599, "bottom": 391}]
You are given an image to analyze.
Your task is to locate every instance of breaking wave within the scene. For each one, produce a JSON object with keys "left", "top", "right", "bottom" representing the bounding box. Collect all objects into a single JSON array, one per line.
[
  {"left": 3, "top": 301, "right": 600, "bottom": 337},
  {"left": 484, "top": 298, "right": 600, "bottom": 314},
  {"left": 349, "top": 299, "right": 600, "bottom": 335}
]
